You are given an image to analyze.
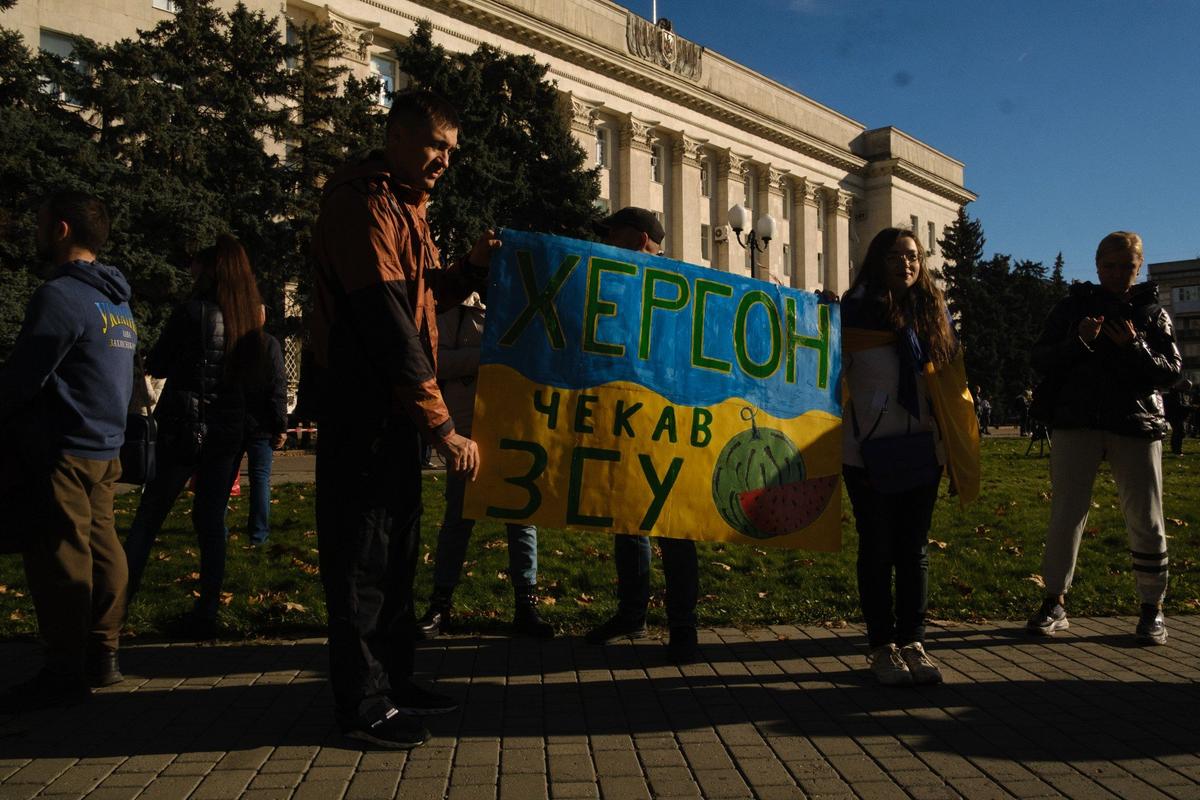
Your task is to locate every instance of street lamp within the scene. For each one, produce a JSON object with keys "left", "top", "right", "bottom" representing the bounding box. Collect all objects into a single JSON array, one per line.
[{"left": 727, "top": 203, "right": 776, "bottom": 278}]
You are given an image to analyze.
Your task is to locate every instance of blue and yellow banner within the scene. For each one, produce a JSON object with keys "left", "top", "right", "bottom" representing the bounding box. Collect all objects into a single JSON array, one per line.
[{"left": 463, "top": 230, "right": 843, "bottom": 550}]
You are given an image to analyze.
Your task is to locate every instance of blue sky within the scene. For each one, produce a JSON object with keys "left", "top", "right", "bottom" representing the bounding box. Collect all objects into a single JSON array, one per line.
[{"left": 612, "top": 1, "right": 1199, "bottom": 282}]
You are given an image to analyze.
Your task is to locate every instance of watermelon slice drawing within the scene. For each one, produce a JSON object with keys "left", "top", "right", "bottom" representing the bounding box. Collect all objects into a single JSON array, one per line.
[{"left": 711, "top": 407, "right": 837, "bottom": 539}]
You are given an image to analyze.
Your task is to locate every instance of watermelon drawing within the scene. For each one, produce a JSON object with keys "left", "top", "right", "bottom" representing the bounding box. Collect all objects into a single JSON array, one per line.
[
  {"left": 711, "top": 407, "right": 836, "bottom": 539},
  {"left": 737, "top": 474, "right": 839, "bottom": 537}
]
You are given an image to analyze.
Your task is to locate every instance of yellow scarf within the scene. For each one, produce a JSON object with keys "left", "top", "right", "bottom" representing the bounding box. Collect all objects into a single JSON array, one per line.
[{"left": 842, "top": 328, "right": 981, "bottom": 505}]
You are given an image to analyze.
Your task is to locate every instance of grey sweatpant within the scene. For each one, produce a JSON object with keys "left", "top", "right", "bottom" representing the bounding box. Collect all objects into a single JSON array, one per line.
[{"left": 1040, "top": 429, "right": 1168, "bottom": 604}]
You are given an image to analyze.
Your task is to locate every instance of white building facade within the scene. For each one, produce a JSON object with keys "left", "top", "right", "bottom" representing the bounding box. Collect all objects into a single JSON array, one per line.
[{"left": 5, "top": 0, "right": 976, "bottom": 291}]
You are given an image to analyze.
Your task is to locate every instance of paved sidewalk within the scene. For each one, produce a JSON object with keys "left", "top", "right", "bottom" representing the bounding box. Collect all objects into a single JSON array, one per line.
[{"left": 1, "top": 617, "right": 1198, "bottom": 800}]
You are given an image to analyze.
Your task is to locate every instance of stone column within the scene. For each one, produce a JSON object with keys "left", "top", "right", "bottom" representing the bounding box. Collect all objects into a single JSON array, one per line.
[
  {"left": 714, "top": 151, "right": 748, "bottom": 273},
  {"left": 619, "top": 116, "right": 655, "bottom": 210},
  {"left": 565, "top": 93, "right": 599, "bottom": 168},
  {"left": 795, "top": 177, "right": 822, "bottom": 290},
  {"left": 670, "top": 134, "right": 704, "bottom": 263},
  {"left": 825, "top": 188, "right": 853, "bottom": 294},
  {"left": 752, "top": 166, "right": 785, "bottom": 283}
]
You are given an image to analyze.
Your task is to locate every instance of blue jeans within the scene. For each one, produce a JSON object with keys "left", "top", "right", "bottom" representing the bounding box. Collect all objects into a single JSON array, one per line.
[
  {"left": 843, "top": 465, "right": 940, "bottom": 648},
  {"left": 239, "top": 436, "right": 274, "bottom": 545},
  {"left": 433, "top": 469, "right": 537, "bottom": 590},
  {"left": 123, "top": 445, "right": 240, "bottom": 622},
  {"left": 614, "top": 534, "right": 698, "bottom": 629}
]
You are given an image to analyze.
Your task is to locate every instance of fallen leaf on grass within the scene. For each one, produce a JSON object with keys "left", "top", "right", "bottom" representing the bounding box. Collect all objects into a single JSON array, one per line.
[
  {"left": 1167, "top": 517, "right": 1189, "bottom": 528},
  {"left": 9, "top": 610, "right": 23, "bottom": 621},
  {"left": 1182, "top": 598, "right": 1200, "bottom": 610},
  {"left": 540, "top": 596, "right": 557, "bottom": 606},
  {"left": 219, "top": 592, "right": 234, "bottom": 606},
  {"left": 711, "top": 561, "right": 732, "bottom": 571},
  {"left": 422, "top": 551, "right": 433, "bottom": 564},
  {"left": 291, "top": 558, "right": 319, "bottom": 576},
  {"left": 1039, "top": 491, "right": 1052, "bottom": 501},
  {"left": 575, "top": 593, "right": 594, "bottom": 606},
  {"left": 993, "top": 504, "right": 1008, "bottom": 517},
  {"left": 818, "top": 619, "right": 848, "bottom": 629},
  {"left": 552, "top": 549, "right": 564, "bottom": 557},
  {"left": 757, "top": 591, "right": 769, "bottom": 599},
  {"left": 973, "top": 525, "right": 991, "bottom": 537},
  {"left": 496, "top": 570, "right": 509, "bottom": 581},
  {"left": 1083, "top": 526, "right": 1100, "bottom": 538},
  {"left": 0, "top": 584, "right": 6, "bottom": 594},
  {"left": 483, "top": 539, "right": 507, "bottom": 550},
  {"left": 282, "top": 601, "right": 306, "bottom": 613},
  {"left": 1027, "top": 574, "right": 1045, "bottom": 588},
  {"left": 929, "top": 540, "right": 948, "bottom": 550},
  {"left": 156, "top": 553, "right": 171, "bottom": 561}
]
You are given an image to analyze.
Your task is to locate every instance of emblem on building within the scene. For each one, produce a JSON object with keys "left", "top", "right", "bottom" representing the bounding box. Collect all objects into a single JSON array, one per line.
[{"left": 626, "top": 16, "right": 702, "bottom": 80}]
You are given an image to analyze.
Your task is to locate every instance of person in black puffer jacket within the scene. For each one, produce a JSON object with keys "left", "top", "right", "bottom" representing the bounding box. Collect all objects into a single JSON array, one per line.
[
  {"left": 1026, "top": 231, "right": 1181, "bottom": 645},
  {"left": 123, "top": 235, "right": 267, "bottom": 639}
]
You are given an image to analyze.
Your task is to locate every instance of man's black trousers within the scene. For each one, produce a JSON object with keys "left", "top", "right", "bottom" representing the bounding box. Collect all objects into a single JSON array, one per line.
[{"left": 316, "top": 415, "right": 423, "bottom": 725}]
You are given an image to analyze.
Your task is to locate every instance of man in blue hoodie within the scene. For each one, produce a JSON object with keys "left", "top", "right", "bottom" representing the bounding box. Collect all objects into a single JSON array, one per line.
[{"left": 0, "top": 191, "right": 136, "bottom": 712}]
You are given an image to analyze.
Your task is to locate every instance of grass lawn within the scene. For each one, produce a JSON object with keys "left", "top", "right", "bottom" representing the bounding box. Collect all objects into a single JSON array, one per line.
[{"left": 1, "top": 437, "right": 1197, "bottom": 640}]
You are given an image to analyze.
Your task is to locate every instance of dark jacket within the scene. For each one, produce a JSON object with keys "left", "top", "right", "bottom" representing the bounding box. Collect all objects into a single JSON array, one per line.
[
  {"left": 0, "top": 259, "right": 137, "bottom": 460},
  {"left": 309, "top": 154, "right": 484, "bottom": 439},
  {"left": 244, "top": 332, "right": 287, "bottom": 439},
  {"left": 1031, "top": 281, "right": 1180, "bottom": 439},
  {"left": 147, "top": 297, "right": 247, "bottom": 455}
]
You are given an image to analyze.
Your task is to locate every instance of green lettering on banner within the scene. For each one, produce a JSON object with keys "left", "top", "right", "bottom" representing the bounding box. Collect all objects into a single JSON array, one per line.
[
  {"left": 583, "top": 257, "right": 637, "bottom": 356},
  {"left": 692, "top": 279, "right": 733, "bottom": 373},
  {"left": 639, "top": 268, "right": 690, "bottom": 360},
  {"left": 613, "top": 399, "right": 642, "bottom": 438},
  {"left": 690, "top": 408, "right": 712, "bottom": 447},
  {"left": 574, "top": 393, "right": 599, "bottom": 434},
  {"left": 498, "top": 250, "right": 580, "bottom": 349},
  {"left": 651, "top": 407, "right": 678, "bottom": 443},
  {"left": 567, "top": 447, "right": 619, "bottom": 526},
  {"left": 733, "top": 290, "right": 782, "bottom": 379},
  {"left": 532, "top": 389, "right": 560, "bottom": 430},
  {"left": 785, "top": 298, "right": 831, "bottom": 388},
  {"left": 486, "top": 439, "right": 548, "bottom": 519},
  {"left": 638, "top": 454, "right": 684, "bottom": 531}
]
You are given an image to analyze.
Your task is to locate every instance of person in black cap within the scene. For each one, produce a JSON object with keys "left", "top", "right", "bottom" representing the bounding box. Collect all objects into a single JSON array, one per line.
[{"left": 585, "top": 207, "right": 700, "bottom": 665}]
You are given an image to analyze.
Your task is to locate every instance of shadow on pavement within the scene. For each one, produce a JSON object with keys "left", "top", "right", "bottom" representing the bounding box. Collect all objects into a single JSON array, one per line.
[{"left": 0, "top": 632, "right": 1195, "bottom": 764}]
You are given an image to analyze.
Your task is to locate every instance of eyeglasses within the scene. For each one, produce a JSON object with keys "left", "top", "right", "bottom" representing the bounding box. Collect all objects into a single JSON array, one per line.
[{"left": 886, "top": 251, "right": 921, "bottom": 264}]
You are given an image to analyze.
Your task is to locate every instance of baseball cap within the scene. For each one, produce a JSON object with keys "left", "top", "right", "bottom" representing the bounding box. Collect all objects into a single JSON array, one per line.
[{"left": 594, "top": 206, "right": 666, "bottom": 245}]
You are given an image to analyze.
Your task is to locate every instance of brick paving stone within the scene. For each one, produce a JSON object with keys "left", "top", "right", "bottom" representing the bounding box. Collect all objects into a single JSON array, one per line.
[
  {"left": 0, "top": 787, "right": 41, "bottom": 800},
  {"left": 189, "top": 769, "right": 256, "bottom": 799},
  {"left": 591, "top": 749, "right": 642, "bottom": 777},
  {"left": 247, "top": 772, "right": 302, "bottom": 790},
  {"left": 500, "top": 748, "right": 545, "bottom": 774},
  {"left": 42, "top": 763, "right": 114, "bottom": 794},
  {"left": 547, "top": 780, "right": 600, "bottom": 799},
  {"left": 692, "top": 769, "right": 752, "bottom": 798},
  {"left": 239, "top": 790, "right": 291, "bottom": 800},
  {"left": 356, "top": 751, "right": 407, "bottom": 771},
  {"left": 498, "top": 773, "right": 546, "bottom": 800},
  {"left": 450, "top": 765, "right": 498, "bottom": 785},
  {"left": 597, "top": 775, "right": 653, "bottom": 799},
  {"left": 345, "top": 769, "right": 401, "bottom": 799},
  {"left": 94, "top": 772, "right": 158, "bottom": 789},
  {"left": 292, "top": 780, "right": 349, "bottom": 800},
  {"left": 5, "top": 758, "right": 76, "bottom": 785},
  {"left": 130, "top": 775, "right": 204, "bottom": 800},
  {"left": 395, "top": 777, "right": 450, "bottom": 800}
]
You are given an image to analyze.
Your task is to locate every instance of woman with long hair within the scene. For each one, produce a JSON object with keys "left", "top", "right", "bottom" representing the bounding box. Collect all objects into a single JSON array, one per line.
[
  {"left": 123, "top": 234, "right": 266, "bottom": 639},
  {"left": 840, "top": 226, "right": 973, "bottom": 686}
]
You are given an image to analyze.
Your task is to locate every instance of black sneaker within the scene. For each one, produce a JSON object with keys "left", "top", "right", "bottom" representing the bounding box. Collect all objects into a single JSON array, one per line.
[
  {"left": 1135, "top": 603, "right": 1168, "bottom": 646},
  {"left": 85, "top": 651, "right": 124, "bottom": 688},
  {"left": 1026, "top": 597, "right": 1068, "bottom": 636},
  {"left": 0, "top": 669, "right": 91, "bottom": 714},
  {"left": 389, "top": 680, "right": 459, "bottom": 715},
  {"left": 343, "top": 700, "right": 428, "bottom": 749},
  {"left": 666, "top": 626, "right": 700, "bottom": 665},
  {"left": 585, "top": 614, "right": 648, "bottom": 645}
]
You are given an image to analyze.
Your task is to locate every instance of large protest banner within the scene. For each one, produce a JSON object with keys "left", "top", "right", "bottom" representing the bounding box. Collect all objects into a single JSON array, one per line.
[{"left": 463, "top": 230, "right": 843, "bottom": 551}]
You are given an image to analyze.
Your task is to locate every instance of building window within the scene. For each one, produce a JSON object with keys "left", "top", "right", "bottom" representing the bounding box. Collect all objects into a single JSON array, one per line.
[
  {"left": 650, "top": 144, "right": 664, "bottom": 184},
  {"left": 700, "top": 224, "right": 711, "bottom": 261},
  {"left": 816, "top": 194, "right": 824, "bottom": 231},
  {"left": 744, "top": 171, "right": 754, "bottom": 209},
  {"left": 1175, "top": 286, "right": 1200, "bottom": 303},
  {"left": 285, "top": 22, "right": 298, "bottom": 70},
  {"left": 594, "top": 197, "right": 610, "bottom": 214},
  {"left": 782, "top": 243, "right": 791, "bottom": 276},
  {"left": 783, "top": 185, "right": 791, "bottom": 220},
  {"left": 699, "top": 159, "right": 711, "bottom": 197},
  {"left": 928, "top": 222, "right": 937, "bottom": 256},
  {"left": 595, "top": 128, "right": 609, "bottom": 168},
  {"left": 370, "top": 54, "right": 397, "bottom": 107},
  {"left": 39, "top": 30, "right": 83, "bottom": 105},
  {"left": 152, "top": 0, "right": 180, "bottom": 11},
  {"left": 910, "top": 214, "right": 919, "bottom": 234}
]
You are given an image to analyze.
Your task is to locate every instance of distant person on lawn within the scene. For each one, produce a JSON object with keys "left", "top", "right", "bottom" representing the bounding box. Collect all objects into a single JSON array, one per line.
[
  {"left": 234, "top": 306, "right": 288, "bottom": 546},
  {"left": 0, "top": 191, "right": 136, "bottom": 711},
  {"left": 1026, "top": 231, "right": 1180, "bottom": 645}
]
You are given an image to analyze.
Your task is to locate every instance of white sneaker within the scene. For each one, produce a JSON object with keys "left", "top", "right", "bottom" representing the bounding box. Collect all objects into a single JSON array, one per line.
[
  {"left": 899, "top": 642, "right": 943, "bottom": 685},
  {"left": 867, "top": 644, "right": 913, "bottom": 686}
]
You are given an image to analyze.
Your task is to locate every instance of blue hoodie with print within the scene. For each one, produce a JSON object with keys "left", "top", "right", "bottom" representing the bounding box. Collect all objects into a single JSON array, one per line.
[{"left": 0, "top": 259, "right": 137, "bottom": 460}]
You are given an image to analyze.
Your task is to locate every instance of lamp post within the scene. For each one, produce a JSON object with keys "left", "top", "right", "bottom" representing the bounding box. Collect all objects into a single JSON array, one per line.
[{"left": 727, "top": 204, "right": 776, "bottom": 280}]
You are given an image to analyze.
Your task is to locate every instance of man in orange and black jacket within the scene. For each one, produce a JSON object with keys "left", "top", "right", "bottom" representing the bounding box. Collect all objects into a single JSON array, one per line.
[{"left": 310, "top": 90, "right": 499, "bottom": 750}]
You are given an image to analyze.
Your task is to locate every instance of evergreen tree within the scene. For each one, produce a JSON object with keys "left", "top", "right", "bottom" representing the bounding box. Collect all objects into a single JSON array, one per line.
[
  {"left": 392, "top": 20, "right": 600, "bottom": 261},
  {"left": 1050, "top": 251, "right": 1067, "bottom": 295}
]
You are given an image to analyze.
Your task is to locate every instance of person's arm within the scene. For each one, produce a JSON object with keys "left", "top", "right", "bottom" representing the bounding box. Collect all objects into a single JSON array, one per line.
[
  {"left": 145, "top": 305, "right": 190, "bottom": 378},
  {"left": 1030, "top": 298, "right": 1092, "bottom": 375},
  {"left": 0, "top": 283, "right": 80, "bottom": 422},
  {"left": 1115, "top": 309, "right": 1182, "bottom": 389}
]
